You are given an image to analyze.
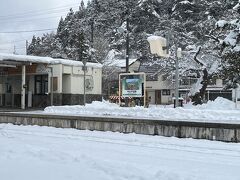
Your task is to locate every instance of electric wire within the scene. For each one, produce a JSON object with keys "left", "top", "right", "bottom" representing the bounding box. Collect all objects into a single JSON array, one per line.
[
  {"left": 1, "top": 15, "right": 62, "bottom": 24},
  {"left": 0, "top": 28, "right": 57, "bottom": 34},
  {"left": 0, "top": 3, "right": 79, "bottom": 20},
  {"left": 0, "top": 8, "right": 78, "bottom": 22},
  {"left": 0, "top": 3, "right": 80, "bottom": 50},
  {"left": 1, "top": 39, "right": 26, "bottom": 44}
]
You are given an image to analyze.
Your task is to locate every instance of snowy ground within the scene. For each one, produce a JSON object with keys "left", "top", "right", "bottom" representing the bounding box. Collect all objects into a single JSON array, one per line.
[
  {"left": 41, "top": 97, "right": 240, "bottom": 124},
  {"left": 0, "top": 123, "right": 240, "bottom": 180}
]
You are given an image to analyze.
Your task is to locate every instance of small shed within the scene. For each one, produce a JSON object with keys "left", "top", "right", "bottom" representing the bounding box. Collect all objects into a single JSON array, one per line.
[{"left": 0, "top": 53, "right": 102, "bottom": 109}]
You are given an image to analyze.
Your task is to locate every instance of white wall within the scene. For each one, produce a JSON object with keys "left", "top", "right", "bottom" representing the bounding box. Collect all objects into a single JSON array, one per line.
[
  {"left": 146, "top": 75, "right": 173, "bottom": 90},
  {"left": 28, "top": 76, "right": 35, "bottom": 94},
  {"left": 148, "top": 90, "right": 155, "bottom": 104},
  {"left": 146, "top": 75, "right": 174, "bottom": 104},
  {"left": 232, "top": 87, "right": 240, "bottom": 101},
  {"left": 161, "top": 90, "right": 174, "bottom": 104},
  {"left": 216, "top": 79, "right": 223, "bottom": 87},
  {"left": 92, "top": 68, "right": 102, "bottom": 94},
  {"left": 62, "top": 75, "right": 71, "bottom": 94},
  {"left": 49, "top": 64, "right": 62, "bottom": 93},
  {"left": 61, "top": 65, "right": 102, "bottom": 95}
]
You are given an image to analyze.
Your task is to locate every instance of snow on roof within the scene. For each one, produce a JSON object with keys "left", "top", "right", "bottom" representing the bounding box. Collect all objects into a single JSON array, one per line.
[
  {"left": 0, "top": 53, "right": 102, "bottom": 68},
  {"left": 215, "top": 20, "right": 228, "bottom": 28},
  {"left": 233, "top": 45, "right": 240, "bottom": 52},
  {"left": 233, "top": 1, "right": 240, "bottom": 10},
  {"left": 104, "top": 50, "right": 138, "bottom": 68},
  {"left": 105, "top": 58, "right": 138, "bottom": 68},
  {"left": 179, "top": 0, "right": 192, "bottom": 4},
  {"left": 147, "top": 35, "right": 166, "bottom": 41},
  {"left": 224, "top": 31, "right": 238, "bottom": 46}
]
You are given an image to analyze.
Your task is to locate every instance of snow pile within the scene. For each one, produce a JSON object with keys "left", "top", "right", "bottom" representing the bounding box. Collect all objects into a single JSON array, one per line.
[
  {"left": 183, "top": 97, "right": 235, "bottom": 110},
  {"left": 43, "top": 98, "right": 240, "bottom": 123},
  {"left": 196, "top": 97, "right": 235, "bottom": 110}
]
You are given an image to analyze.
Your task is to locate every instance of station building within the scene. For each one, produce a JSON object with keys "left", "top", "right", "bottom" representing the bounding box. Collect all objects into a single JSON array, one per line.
[{"left": 0, "top": 53, "right": 102, "bottom": 109}]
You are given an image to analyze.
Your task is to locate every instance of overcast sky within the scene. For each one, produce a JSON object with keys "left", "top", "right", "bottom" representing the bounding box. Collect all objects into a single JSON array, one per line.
[{"left": 0, "top": 0, "right": 87, "bottom": 54}]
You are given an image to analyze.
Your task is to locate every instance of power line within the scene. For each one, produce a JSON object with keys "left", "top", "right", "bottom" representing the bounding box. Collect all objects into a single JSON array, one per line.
[
  {"left": 15, "top": 47, "right": 26, "bottom": 49},
  {"left": 0, "top": 28, "right": 57, "bottom": 34},
  {"left": 0, "top": 39, "right": 26, "bottom": 45},
  {"left": 0, "top": 15, "right": 62, "bottom": 24},
  {"left": 0, "top": 3, "right": 79, "bottom": 20},
  {"left": 0, "top": 7, "right": 78, "bottom": 22},
  {"left": 0, "top": 48, "right": 10, "bottom": 51}
]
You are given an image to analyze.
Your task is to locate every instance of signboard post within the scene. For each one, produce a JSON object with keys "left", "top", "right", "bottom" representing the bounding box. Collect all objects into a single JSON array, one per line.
[{"left": 119, "top": 72, "right": 146, "bottom": 107}]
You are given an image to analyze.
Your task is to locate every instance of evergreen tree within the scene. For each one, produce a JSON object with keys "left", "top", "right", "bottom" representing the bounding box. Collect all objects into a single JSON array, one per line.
[
  {"left": 210, "top": 1, "right": 240, "bottom": 87},
  {"left": 77, "top": 30, "right": 90, "bottom": 62}
]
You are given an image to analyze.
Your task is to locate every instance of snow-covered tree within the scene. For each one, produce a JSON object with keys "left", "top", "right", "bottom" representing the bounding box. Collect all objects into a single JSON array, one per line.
[{"left": 209, "top": 0, "right": 240, "bottom": 88}]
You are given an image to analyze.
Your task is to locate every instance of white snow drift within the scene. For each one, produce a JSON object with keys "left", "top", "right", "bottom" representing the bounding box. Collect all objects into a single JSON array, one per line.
[{"left": 43, "top": 97, "right": 240, "bottom": 124}]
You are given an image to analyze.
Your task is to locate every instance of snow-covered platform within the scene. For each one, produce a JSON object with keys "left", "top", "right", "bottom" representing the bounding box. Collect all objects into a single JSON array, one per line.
[
  {"left": 0, "top": 110, "right": 239, "bottom": 143},
  {"left": 0, "top": 97, "right": 239, "bottom": 142}
]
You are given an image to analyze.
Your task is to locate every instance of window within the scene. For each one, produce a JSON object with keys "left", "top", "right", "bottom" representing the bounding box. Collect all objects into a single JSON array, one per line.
[
  {"left": 162, "top": 89, "right": 170, "bottom": 96},
  {"left": 35, "top": 75, "right": 48, "bottom": 95}
]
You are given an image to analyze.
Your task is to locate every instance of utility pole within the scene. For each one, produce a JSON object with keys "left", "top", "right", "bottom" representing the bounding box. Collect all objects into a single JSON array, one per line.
[
  {"left": 126, "top": 16, "right": 130, "bottom": 73},
  {"left": 124, "top": 10, "right": 130, "bottom": 107},
  {"left": 13, "top": 45, "right": 16, "bottom": 54},
  {"left": 175, "top": 44, "right": 180, "bottom": 108},
  {"left": 90, "top": 18, "right": 94, "bottom": 45},
  {"left": 78, "top": 31, "right": 87, "bottom": 106}
]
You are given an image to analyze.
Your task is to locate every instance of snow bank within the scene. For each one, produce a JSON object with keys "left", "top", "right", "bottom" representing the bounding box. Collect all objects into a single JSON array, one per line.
[
  {"left": 185, "top": 97, "right": 236, "bottom": 110},
  {"left": 43, "top": 98, "right": 240, "bottom": 123}
]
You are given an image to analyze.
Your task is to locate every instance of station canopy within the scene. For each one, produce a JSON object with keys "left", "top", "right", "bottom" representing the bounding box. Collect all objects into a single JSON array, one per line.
[{"left": 0, "top": 53, "right": 102, "bottom": 68}]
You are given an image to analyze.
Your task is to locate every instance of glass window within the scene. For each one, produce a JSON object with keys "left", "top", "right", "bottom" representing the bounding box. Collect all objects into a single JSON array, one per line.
[
  {"left": 35, "top": 75, "right": 48, "bottom": 95},
  {"left": 162, "top": 89, "right": 170, "bottom": 96}
]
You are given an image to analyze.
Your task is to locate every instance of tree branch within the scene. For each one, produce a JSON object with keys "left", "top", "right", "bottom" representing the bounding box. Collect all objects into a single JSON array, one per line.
[{"left": 193, "top": 46, "right": 204, "bottom": 66}]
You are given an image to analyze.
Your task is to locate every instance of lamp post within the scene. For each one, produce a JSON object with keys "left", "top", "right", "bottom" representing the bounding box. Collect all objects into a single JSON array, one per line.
[{"left": 147, "top": 35, "right": 182, "bottom": 108}]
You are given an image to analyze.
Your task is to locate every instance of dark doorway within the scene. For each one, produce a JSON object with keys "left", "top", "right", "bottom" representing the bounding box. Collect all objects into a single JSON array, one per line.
[{"left": 155, "top": 90, "right": 161, "bottom": 104}]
